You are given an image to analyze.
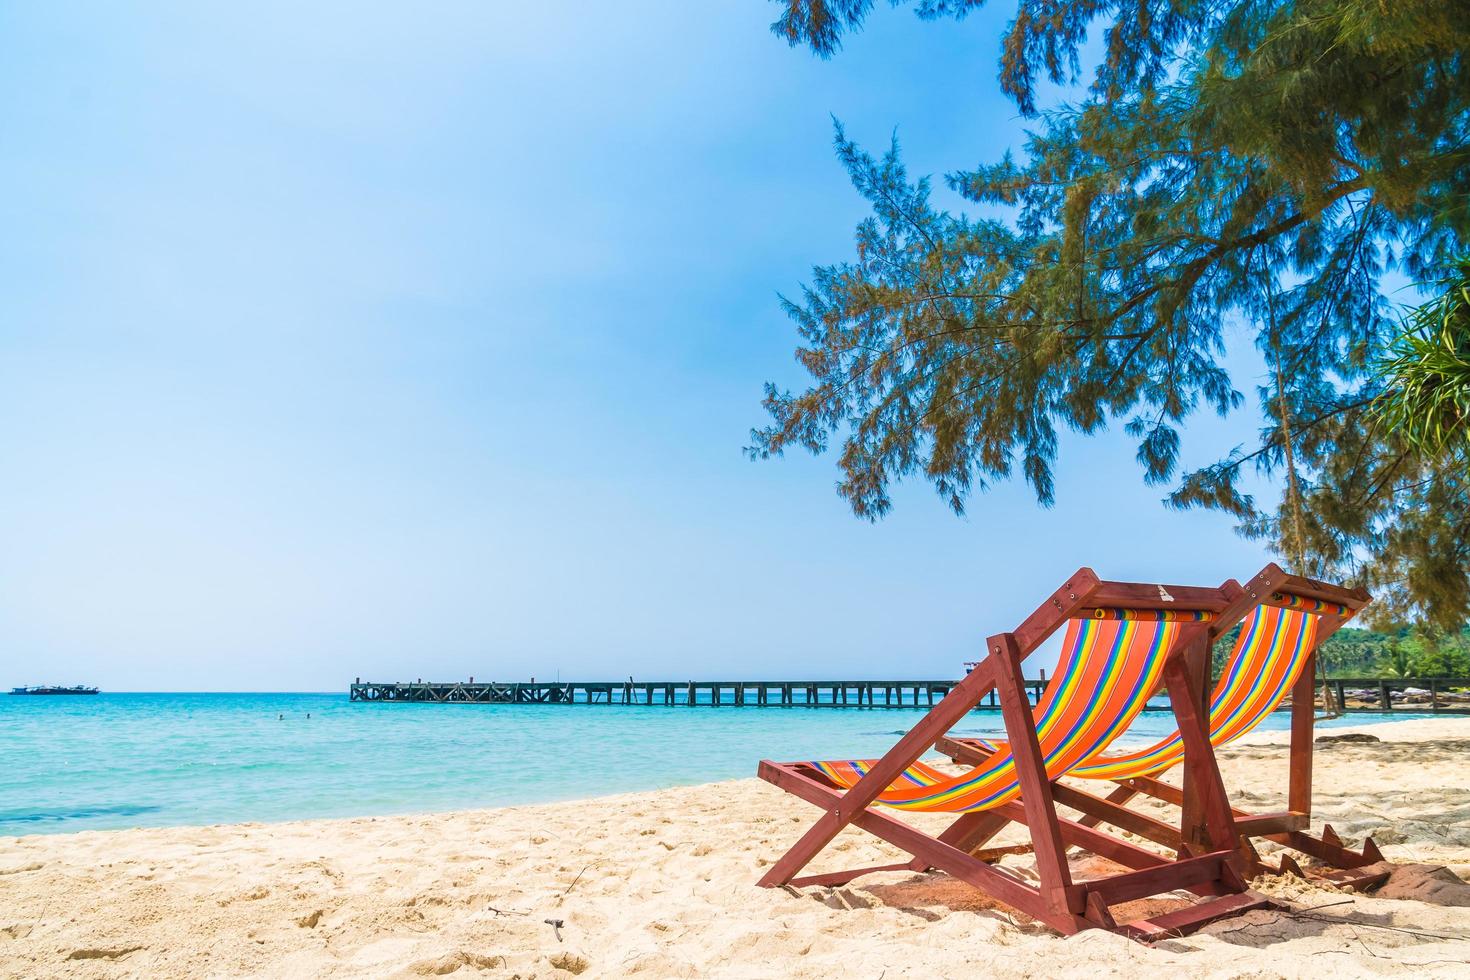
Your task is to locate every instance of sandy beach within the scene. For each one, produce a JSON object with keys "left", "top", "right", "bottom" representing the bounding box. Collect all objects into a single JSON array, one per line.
[{"left": 2, "top": 717, "right": 1468, "bottom": 979}]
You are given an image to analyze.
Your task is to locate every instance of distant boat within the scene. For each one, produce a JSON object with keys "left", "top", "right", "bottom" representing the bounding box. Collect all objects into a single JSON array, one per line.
[{"left": 9, "top": 685, "right": 100, "bottom": 696}]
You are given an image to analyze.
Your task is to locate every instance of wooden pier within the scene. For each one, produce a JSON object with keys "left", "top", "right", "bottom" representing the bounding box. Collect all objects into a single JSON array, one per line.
[
  {"left": 1326, "top": 677, "right": 1470, "bottom": 714},
  {"left": 349, "top": 674, "right": 1057, "bottom": 709},
  {"left": 353, "top": 678, "right": 1025, "bottom": 707},
  {"left": 348, "top": 676, "right": 1470, "bottom": 712}
]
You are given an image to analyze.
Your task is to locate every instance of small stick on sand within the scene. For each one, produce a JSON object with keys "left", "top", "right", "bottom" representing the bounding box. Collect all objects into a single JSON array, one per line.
[{"left": 563, "top": 865, "right": 590, "bottom": 896}]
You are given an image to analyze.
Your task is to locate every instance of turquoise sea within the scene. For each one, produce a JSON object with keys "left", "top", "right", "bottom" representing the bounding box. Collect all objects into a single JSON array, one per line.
[{"left": 0, "top": 693, "right": 1420, "bottom": 837}]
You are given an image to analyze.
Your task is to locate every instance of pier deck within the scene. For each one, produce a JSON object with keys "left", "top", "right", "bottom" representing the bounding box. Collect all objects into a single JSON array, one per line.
[
  {"left": 350, "top": 678, "right": 1026, "bottom": 708},
  {"left": 348, "top": 677, "right": 1470, "bottom": 712},
  {"left": 354, "top": 681, "right": 993, "bottom": 705}
]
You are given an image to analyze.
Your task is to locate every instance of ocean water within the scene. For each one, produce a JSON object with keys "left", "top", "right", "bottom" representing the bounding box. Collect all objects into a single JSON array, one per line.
[{"left": 0, "top": 693, "right": 1422, "bottom": 837}]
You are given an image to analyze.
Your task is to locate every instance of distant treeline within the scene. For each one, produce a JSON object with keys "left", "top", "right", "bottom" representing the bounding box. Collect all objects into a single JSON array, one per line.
[{"left": 1212, "top": 624, "right": 1470, "bottom": 679}]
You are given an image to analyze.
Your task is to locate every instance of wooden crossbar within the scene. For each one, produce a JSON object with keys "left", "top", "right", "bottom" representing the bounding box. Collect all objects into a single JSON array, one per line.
[
  {"left": 1234, "top": 811, "right": 1310, "bottom": 835},
  {"left": 1087, "top": 851, "right": 1230, "bottom": 907},
  {"left": 1118, "top": 890, "right": 1272, "bottom": 941},
  {"left": 1049, "top": 782, "right": 1185, "bottom": 851},
  {"left": 789, "top": 863, "right": 915, "bottom": 888}
]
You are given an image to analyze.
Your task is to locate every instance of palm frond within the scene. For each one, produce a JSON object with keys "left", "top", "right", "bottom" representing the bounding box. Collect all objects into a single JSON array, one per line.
[{"left": 1375, "top": 258, "right": 1470, "bottom": 456}]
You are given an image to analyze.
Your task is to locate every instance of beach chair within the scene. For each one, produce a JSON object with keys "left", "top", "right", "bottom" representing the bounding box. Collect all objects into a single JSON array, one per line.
[
  {"left": 757, "top": 569, "right": 1273, "bottom": 939},
  {"left": 942, "top": 564, "right": 1383, "bottom": 888}
]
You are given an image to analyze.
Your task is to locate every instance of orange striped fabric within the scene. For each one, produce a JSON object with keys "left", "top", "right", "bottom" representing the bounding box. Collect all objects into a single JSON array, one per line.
[
  {"left": 807, "top": 614, "right": 1188, "bottom": 812},
  {"left": 1069, "top": 602, "right": 1324, "bottom": 779},
  {"left": 1088, "top": 608, "right": 1213, "bottom": 622},
  {"left": 1269, "top": 593, "right": 1353, "bottom": 617}
]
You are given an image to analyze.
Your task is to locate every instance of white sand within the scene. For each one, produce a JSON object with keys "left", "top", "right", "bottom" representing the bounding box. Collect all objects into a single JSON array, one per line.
[{"left": 3, "top": 717, "right": 1469, "bottom": 978}]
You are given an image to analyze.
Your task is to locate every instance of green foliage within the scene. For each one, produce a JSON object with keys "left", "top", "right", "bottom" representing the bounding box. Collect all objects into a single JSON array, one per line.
[
  {"left": 1211, "top": 623, "right": 1470, "bottom": 679},
  {"left": 752, "top": 0, "right": 1470, "bottom": 629},
  {"left": 1332, "top": 625, "right": 1470, "bottom": 678},
  {"left": 1210, "top": 624, "right": 1244, "bottom": 680},
  {"left": 1375, "top": 259, "right": 1470, "bottom": 456},
  {"left": 1411, "top": 639, "right": 1470, "bottom": 678}
]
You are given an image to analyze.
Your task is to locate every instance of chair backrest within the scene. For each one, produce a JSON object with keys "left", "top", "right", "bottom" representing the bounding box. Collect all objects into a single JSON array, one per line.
[
  {"left": 1206, "top": 595, "right": 1351, "bottom": 744},
  {"left": 1070, "top": 585, "right": 1361, "bottom": 780},
  {"left": 1033, "top": 608, "right": 1211, "bottom": 778},
  {"left": 816, "top": 604, "right": 1214, "bottom": 812}
]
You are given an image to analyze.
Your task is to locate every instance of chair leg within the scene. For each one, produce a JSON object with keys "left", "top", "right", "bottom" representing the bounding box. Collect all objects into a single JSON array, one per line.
[
  {"left": 756, "top": 660, "right": 1003, "bottom": 886},
  {"left": 1164, "top": 648, "right": 1238, "bottom": 855},
  {"left": 757, "top": 807, "right": 848, "bottom": 888},
  {"left": 991, "top": 631, "right": 1077, "bottom": 917}
]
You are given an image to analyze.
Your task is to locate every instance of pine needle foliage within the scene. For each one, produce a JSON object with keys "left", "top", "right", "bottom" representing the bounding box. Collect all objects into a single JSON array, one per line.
[{"left": 751, "top": 0, "right": 1470, "bottom": 629}]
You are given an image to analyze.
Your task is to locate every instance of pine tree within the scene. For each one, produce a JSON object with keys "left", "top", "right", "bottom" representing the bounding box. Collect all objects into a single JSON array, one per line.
[{"left": 751, "top": 0, "right": 1470, "bottom": 629}]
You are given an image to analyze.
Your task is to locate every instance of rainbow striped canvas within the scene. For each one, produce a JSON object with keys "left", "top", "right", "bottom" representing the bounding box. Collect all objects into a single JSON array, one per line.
[
  {"left": 807, "top": 612, "right": 1194, "bottom": 812},
  {"left": 1070, "top": 601, "right": 1330, "bottom": 779}
]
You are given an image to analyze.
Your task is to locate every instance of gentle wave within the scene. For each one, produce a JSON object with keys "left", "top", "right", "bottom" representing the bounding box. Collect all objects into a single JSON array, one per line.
[{"left": 0, "top": 804, "right": 162, "bottom": 824}]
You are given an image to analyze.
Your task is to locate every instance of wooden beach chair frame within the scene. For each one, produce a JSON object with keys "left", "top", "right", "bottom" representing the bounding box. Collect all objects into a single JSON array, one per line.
[
  {"left": 757, "top": 568, "right": 1273, "bottom": 939},
  {"left": 942, "top": 563, "right": 1384, "bottom": 889}
]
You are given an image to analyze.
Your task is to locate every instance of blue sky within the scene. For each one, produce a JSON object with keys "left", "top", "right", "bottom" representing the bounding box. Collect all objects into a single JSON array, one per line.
[{"left": 0, "top": 2, "right": 1279, "bottom": 691}]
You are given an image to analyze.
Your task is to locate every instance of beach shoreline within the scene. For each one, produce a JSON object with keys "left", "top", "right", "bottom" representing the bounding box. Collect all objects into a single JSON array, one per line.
[
  {"left": 3, "top": 691, "right": 1452, "bottom": 839},
  {"left": 3, "top": 717, "right": 1469, "bottom": 977}
]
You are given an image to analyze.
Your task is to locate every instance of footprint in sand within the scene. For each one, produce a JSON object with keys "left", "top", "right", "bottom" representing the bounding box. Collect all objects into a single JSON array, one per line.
[
  {"left": 0, "top": 863, "right": 42, "bottom": 876},
  {"left": 408, "top": 950, "right": 507, "bottom": 975},
  {"left": 67, "top": 946, "right": 144, "bottom": 961},
  {"left": 548, "top": 951, "right": 589, "bottom": 975}
]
